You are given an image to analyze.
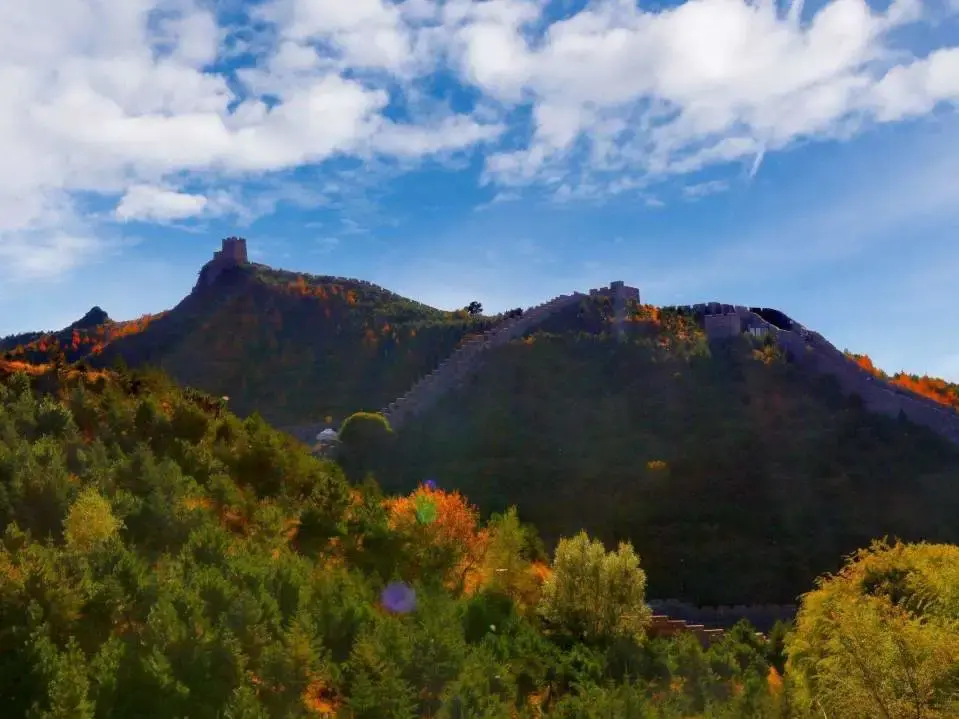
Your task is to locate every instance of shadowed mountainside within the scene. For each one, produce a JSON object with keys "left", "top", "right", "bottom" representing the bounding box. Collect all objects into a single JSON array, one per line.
[
  {"left": 382, "top": 297, "right": 959, "bottom": 605},
  {"left": 2, "top": 262, "right": 508, "bottom": 428},
  {"left": 4, "top": 247, "right": 959, "bottom": 609}
]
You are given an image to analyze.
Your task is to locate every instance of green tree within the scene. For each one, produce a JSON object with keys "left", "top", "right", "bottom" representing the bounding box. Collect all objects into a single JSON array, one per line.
[
  {"left": 337, "top": 412, "right": 394, "bottom": 482},
  {"left": 538, "top": 531, "right": 652, "bottom": 645},
  {"left": 481, "top": 507, "right": 541, "bottom": 613},
  {"left": 786, "top": 540, "right": 959, "bottom": 719}
]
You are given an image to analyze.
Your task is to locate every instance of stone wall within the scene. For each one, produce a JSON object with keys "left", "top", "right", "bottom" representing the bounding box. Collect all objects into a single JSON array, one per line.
[
  {"left": 663, "top": 302, "right": 959, "bottom": 446},
  {"left": 704, "top": 312, "right": 742, "bottom": 340},
  {"left": 648, "top": 599, "right": 797, "bottom": 634},
  {"left": 381, "top": 292, "right": 586, "bottom": 430},
  {"left": 198, "top": 237, "right": 249, "bottom": 287},
  {"left": 742, "top": 310, "right": 959, "bottom": 446},
  {"left": 646, "top": 614, "right": 730, "bottom": 647},
  {"left": 644, "top": 601, "right": 795, "bottom": 646},
  {"left": 589, "top": 281, "right": 640, "bottom": 341}
]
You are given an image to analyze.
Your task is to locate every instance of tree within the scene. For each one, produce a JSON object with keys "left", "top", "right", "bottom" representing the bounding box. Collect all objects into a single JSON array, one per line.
[
  {"left": 538, "top": 531, "right": 652, "bottom": 644},
  {"left": 480, "top": 507, "right": 543, "bottom": 613},
  {"left": 786, "top": 540, "right": 959, "bottom": 719},
  {"left": 337, "top": 412, "right": 395, "bottom": 482},
  {"left": 466, "top": 301, "right": 483, "bottom": 316},
  {"left": 384, "top": 484, "right": 488, "bottom": 591},
  {"left": 63, "top": 486, "right": 122, "bottom": 552}
]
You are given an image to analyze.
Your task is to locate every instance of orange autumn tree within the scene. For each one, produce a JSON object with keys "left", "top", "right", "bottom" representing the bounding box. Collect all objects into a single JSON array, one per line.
[
  {"left": 383, "top": 483, "right": 488, "bottom": 594},
  {"left": 848, "top": 352, "right": 959, "bottom": 413}
]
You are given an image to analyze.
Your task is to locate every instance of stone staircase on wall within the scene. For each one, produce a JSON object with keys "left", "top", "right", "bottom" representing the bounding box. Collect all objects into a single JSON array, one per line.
[
  {"left": 382, "top": 292, "right": 586, "bottom": 430},
  {"left": 741, "top": 310, "right": 959, "bottom": 446},
  {"left": 645, "top": 614, "right": 770, "bottom": 648},
  {"left": 647, "top": 614, "right": 727, "bottom": 647}
]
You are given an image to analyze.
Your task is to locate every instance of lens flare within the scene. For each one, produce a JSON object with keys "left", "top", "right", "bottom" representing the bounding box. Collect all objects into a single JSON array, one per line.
[
  {"left": 414, "top": 494, "right": 437, "bottom": 524},
  {"left": 381, "top": 581, "right": 416, "bottom": 614}
]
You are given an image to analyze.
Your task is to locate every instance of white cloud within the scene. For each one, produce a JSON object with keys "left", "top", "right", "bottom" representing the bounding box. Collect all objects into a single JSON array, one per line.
[
  {"left": 115, "top": 185, "right": 208, "bottom": 222},
  {"left": 682, "top": 179, "right": 729, "bottom": 199},
  {"left": 0, "top": 234, "right": 105, "bottom": 281},
  {"left": 469, "top": 0, "right": 958, "bottom": 191},
  {"left": 314, "top": 236, "right": 340, "bottom": 254},
  {"left": 2, "top": 0, "right": 959, "bottom": 280}
]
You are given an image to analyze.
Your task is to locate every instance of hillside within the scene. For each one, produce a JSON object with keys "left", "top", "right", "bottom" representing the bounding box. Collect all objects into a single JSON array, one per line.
[
  {"left": 0, "top": 360, "right": 791, "bottom": 717},
  {"left": 5, "top": 239, "right": 959, "bottom": 610},
  {"left": 383, "top": 297, "right": 959, "bottom": 605},
  {"left": 1, "top": 250, "right": 507, "bottom": 428},
  {"left": 5, "top": 360, "right": 959, "bottom": 718}
]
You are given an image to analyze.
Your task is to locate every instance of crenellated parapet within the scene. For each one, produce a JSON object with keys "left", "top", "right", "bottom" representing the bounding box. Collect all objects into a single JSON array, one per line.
[
  {"left": 588, "top": 281, "right": 640, "bottom": 341},
  {"left": 196, "top": 237, "right": 249, "bottom": 288}
]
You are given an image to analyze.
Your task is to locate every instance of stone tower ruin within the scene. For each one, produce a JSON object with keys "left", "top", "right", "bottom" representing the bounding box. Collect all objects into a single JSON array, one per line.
[{"left": 197, "top": 237, "right": 249, "bottom": 288}]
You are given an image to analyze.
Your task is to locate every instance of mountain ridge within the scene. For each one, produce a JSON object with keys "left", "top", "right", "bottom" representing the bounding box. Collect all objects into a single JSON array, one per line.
[
  {"left": 3, "top": 236, "right": 958, "bottom": 444},
  {"left": 5, "top": 237, "right": 959, "bottom": 605}
]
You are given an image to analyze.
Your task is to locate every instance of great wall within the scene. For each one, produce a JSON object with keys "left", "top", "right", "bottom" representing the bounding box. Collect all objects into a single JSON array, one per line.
[
  {"left": 193, "top": 238, "right": 958, "bottom": 646},
  {"left": 644, "top": 600, "right": 798, "bottom": 645},
  {"left": 377, "top": 280, "right": 641, "bottom": 429},
  {"left": 689, "top": 303, "right": 959, "bottom": 446},
  {"left": 193, "top": 238, "right": 959, "bottom": 447}
]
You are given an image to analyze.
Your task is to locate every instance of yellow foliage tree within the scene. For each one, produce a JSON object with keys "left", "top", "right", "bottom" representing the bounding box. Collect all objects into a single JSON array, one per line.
[
  {"left": 63, "top": 487, "right": 122, "bottom": 552},
  {"left": 786, "top": 540, "right": 959, "bottom": 719},
  {"left": 479, "top": 507, "right": 543, "bottom": 612},
  {"left": 538, "top": 531, "right": 651, "bottom": 644}
]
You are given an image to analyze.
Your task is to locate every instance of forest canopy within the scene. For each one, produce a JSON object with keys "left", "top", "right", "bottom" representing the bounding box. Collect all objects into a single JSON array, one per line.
[{"left": 0, "top": 362, "right": 957, "bottom": 717}]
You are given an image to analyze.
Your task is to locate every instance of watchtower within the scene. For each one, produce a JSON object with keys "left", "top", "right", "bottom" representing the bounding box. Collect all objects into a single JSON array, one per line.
[
  {"left": 197, "top": 236, "right": 250, "bottom": 288},
  {"left": 216, "top": 237, "right": 248, "bottom": 265}
]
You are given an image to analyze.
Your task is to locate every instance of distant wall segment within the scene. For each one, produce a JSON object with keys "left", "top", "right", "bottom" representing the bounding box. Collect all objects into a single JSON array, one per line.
[{"left": 670, "top": 302, "right": 959, "bottom": 447}]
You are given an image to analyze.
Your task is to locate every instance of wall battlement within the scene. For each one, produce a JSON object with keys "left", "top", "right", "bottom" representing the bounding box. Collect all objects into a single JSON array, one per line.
[
  {"left": 698, "top": 305, "right": 959, "bottom": 446},
  {"left": 588, "top": 281, "right": 640, "bottom": 341},
  {"left": 376, "top": 280, "right": 640, "bottom": 431},
  {"left": 197, "top": 237, "right": 249, "bottom": 288}
]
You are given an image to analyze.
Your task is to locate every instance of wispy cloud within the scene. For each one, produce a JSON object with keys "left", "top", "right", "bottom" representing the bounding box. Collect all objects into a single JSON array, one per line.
[
  {"left": 683, "top": 180, "right": 729, "bottom": 199},
  {"left": 313, "top": 236, "right": 340, "bottom": 254},
  {"left": 2, "top": 0, "right": 959, "bottom": 280},
  {"left": 647, "top": 123, "right": 959, "bottom": 299}
]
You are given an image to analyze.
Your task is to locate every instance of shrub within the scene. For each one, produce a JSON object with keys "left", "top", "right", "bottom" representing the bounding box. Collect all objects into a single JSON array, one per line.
[{"left": 538, "top": 531, "right": 652, "bottom": 645}]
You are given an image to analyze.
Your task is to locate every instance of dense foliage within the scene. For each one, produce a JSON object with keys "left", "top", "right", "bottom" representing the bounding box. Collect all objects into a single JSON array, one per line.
[
  {"left": 1, "top": 361, "right": 957, "bottom": 717},
  {"left": 387, "top": 297, "right": 959, "bottom": 605},
  {"left": 848, "top": 352, "right": 959, "bottom": 412},
  {"left": 787, "top": 540, "right": 959, "bottom": 718},
  {"left": 1, "top": 267, "right": 505, "bottom": 427}
]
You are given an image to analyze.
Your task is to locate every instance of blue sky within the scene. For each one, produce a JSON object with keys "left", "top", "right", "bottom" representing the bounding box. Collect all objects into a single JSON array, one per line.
[{"left": 2, "top": 0, "right": 959, "bottom": 379}]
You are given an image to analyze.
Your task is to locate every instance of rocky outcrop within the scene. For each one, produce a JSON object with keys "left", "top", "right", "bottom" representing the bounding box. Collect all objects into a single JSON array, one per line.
[{"left": 382, "top": 293, "right": 585, "bottom": 430}]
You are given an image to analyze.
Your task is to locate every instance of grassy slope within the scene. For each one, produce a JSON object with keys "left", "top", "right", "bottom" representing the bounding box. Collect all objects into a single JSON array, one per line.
[{"left": 386, "top": 298, "right": 959, "bottom": 605}]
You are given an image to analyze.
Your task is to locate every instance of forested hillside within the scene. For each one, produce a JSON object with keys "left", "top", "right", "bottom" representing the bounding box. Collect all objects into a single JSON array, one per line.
[
  {"left": 5, "top": 274, "right": 959, "bottom": 610},
  {"left": 384, "top": 298, "right": 959, "bottom": 605},
  {"left": 1, "top": 264, "right": 502, "bottom": 427},
  {"left": 1, "top": 359, "right": 957, "bottom": 717}
]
